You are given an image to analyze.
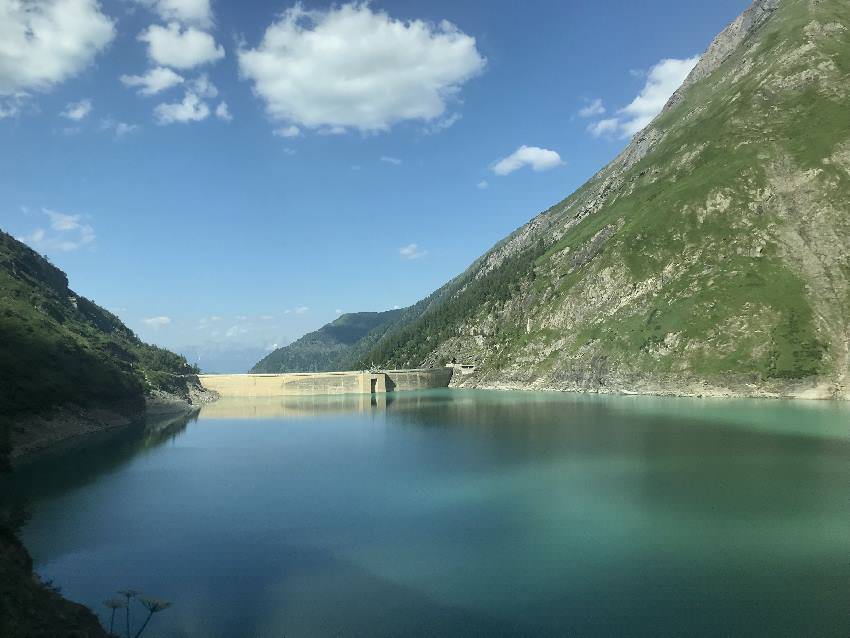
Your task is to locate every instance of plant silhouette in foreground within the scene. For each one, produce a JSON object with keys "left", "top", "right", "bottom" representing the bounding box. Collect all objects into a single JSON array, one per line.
[
  {"left": 117, "top": 589, "right": 138, "bottom": 638},
  {"left": 134, "top": 597, "right": 172, "bottom": 638},
  {"left": 102, "top": 598, "right": 126, "bottom": 636},
  {"left": 106, "top": 589, "right": 171, "bottom": 638}
]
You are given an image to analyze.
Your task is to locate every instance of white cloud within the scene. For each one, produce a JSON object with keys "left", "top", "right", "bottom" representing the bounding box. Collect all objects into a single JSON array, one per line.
[
  {"left": 139, "top": 22, "right": 224, "bottom": 70},
  {"left": 215, "top": 101, "right": 231, "bottom": 121},
  {"left": 0, "top": 0, "right": 115, "bottom": 96},
  {"left": 190, "top": 73, "right": 217, "bottom": 98},
  {"left": 578, "top": 98, "right": 605, "bottom": 118},
  {"left": 20, "top": 208, "right": 96, "bottom": 253},
  {"left": 477, "top": 180, "right": 488, "bottom": 189},
  {"left": 618, "top": 57, "right": 699, "bottom": 135},
  {"left": 138, "top": 0, "right": 213, "bottom": 28},
  {"left": 61, "top": 99, "right": 92, "bottom": 121},
  {"left": 142, "top": 316, "right": 172, "bottom": 328},
  {"left": 238, "top": 3, "right": 485, "bottom": 134},
  {"left": 273, "top": 125, "right": 301, "bottom": 138},
  {"left": 492, "top": 146, "right": 563, "bottom": 176},
  {"left": 380, "top": 156, "right": 402, "bottom": 165},
  {"left": 155, "top": 90, "right": 210, "bottom": 124},
  {"left": 101, "top": 118, "right": 140, "bottom": 138},
  {"left": 424, "top": 112, "right": 461, "bottom": 134},
  {"left": 335, "top": 309, "right": 343, "bottom": 315},
  {"left": 587, "top": 56, "right": 699, "bottom": 139},
  {"left": 121, "top": 66, "right": 184, "bottom": 96},
  {"left": 399, "top": 243, "right": 427, "bottom": 260},
  {"left": 225, "top": 324, "right": 248, "bottom": 338},
  {"left": 295, "top": 306, "right": 309, "bottom": 314},
  {"left": 587, "top": 118, "right": 619, "bottom": 138},
  {"left": 0, "top": 94, "right": 26, "bottom": 119}
]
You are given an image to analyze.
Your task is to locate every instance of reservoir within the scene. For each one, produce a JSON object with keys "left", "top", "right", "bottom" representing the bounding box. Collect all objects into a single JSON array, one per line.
[{"left": 3, "top": 390, "right": 849, "bottom": 637}]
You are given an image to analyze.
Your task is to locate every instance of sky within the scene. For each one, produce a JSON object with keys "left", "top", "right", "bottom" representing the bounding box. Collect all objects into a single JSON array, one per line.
[{"left": 0, "top": 0, "right": 750, "bottom": 371}]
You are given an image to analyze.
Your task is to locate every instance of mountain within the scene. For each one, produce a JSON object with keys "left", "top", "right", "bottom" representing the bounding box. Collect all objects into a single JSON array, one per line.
[
  {"left": 0, "top": 229, "right": 211, "bottom": 464},
  {"left": 180, "top": 342, "right": 273, "bottom": 374},
  {"left": 252, "top": 309, "right": 405, "bottom": 372},
  {"left": 358, "top": 0, "right": 850, "bottom": 399}
]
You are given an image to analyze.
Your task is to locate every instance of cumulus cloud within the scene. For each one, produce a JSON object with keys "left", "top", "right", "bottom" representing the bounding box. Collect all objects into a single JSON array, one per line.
[
  {"left": 61, "top": 99, "right": 92, "bottom": 121},
  {"left": 380, "top": 156, "right": 402, "bottom": 165},
  {"left": 295, "top": 306, "right": 309, "bottom": 314},
  {"left": 578, "top": 98, "right": 605, "bottom": 118},
  {"left": 101, "top": 118, "right": 140, "bottom": 138},
  {"left": 0, "top": 0, "right": 115, "bottom": 96},
  {"left": 155, "top": 90, "right": 210, "bottom": 124},
  {"left": 587, "top": 56, "right": 699, "bottom": 138},
  {"left": 121, "top": 66, "right": 184, "bottom": 96},
  {"left": 0, "top": 94, "right": 26, "bottom": 119},
  {"left": 273, "top": 125, "right": 301, "bottom": 138},
  {"left": 139, "top": 22, "right": 224, "bottom": 70},
  {"left": 477, "top": 180, "right": 488, "bottom": 190},
  {"left": 137, "top": 0, "right": 213, "bottom": 28},
  {"left": 19, "top": 208, "right": 96, "bottom": 253},
  {"left": 190, "top": 73, "right": 217, "bottom": 98},
  {"left": 215, "top": 101, "right": 231, "bottom": 121},
  {"left": 143, "top": 316, "right": 172, "bottom": 328},
  {"left": 492, "top": 146, "right": 563, "bottom": 176},
  {"left": 587, "top": 118, "right": 619, "bottom": 138},
  {"left": 238, "top": 3, "right": 485, "bottom": 133},
  {"left": 399, "top": 243, "right": 427, "bottom": 260},
  {"left": 225, "top": 324, "right": 248, "bottom": 338},
  {"left": 424, "top": 112, "right": 461, "bottom": 134}
]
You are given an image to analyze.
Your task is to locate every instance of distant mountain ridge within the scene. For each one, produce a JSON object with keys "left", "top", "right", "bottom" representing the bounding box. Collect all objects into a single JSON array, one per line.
[
  {"left": 252, "top": 309, "right": 405, "bottom": 373},
  {"left": 349, "top": 0, "right": 850, "bottom": 399}
]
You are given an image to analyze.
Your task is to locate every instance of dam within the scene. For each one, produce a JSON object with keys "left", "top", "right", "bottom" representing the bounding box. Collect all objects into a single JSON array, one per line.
[{"left": 198, "top": 368, "right": 454, "bottom": 398}]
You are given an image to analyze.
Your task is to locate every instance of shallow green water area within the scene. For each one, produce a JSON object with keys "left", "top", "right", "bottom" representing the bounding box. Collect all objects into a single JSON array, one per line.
[{"left": 4, "top": 390, "right": 850, "bottom": 637}]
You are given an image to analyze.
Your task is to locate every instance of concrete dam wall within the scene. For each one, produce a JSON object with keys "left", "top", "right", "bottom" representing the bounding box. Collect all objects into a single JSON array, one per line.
[{"left": 198, "top": 368, "right": 453, "bottom": 398}]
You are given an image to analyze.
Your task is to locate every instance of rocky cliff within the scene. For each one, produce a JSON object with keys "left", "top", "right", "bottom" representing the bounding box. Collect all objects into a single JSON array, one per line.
[{"left": 362, "top": 0, "right": 850, "bottom": 399}]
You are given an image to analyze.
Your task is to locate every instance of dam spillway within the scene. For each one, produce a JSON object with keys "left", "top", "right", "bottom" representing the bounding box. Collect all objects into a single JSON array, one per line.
[{"left": 198, "top": 368, "right": 454, "bottom": 398}]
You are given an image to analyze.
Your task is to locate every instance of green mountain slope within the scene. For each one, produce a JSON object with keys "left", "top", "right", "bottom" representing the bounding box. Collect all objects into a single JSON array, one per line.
[
  {"left": 252, "top": 309, "right": 404, "bottom": 372},
  {"left": 0, "top": 229, "right": 204, "bottom": 463},
  {"left": 361, "top": 0, "right": 850, "bottom": 399}
]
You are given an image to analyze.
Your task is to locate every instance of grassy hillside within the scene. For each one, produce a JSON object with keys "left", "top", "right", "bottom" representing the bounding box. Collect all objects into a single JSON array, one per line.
[
  {"left": 0, "top": 229, "right": 200, "bottom": 459},
  {"left": 252, "top": 310, "right": 404, "bottom": 372},
  {"left": 360, "top": 0, "right": 850, "bottom": 398}
]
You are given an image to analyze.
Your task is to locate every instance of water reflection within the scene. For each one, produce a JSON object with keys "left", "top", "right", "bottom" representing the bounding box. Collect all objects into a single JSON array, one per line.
[
  {"left": 2, "top": 410, "right": 198, "bottom": 505},
  {"left": 3, "top": 390, "right": 850, "bottom": 637},
  {"left": 200, "top": 393, "right": 396, "bottom": 419}
]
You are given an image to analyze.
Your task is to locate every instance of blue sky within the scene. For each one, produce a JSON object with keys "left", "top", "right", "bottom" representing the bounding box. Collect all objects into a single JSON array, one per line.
[{"left": 0, "top": 0, "right": 749, "bottom": 369}]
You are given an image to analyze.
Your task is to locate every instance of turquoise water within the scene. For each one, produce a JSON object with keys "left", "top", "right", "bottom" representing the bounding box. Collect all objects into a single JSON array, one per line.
[{"left": 3, "top": 390, "right": 850, "bottom": 637}]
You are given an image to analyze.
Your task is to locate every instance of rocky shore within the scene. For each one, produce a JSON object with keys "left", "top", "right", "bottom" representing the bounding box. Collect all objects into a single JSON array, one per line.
[
  {"left": 8, "top": 376, "right": 219, "bottom": 465},
  {"left": 451, "top": 371, "right": 846, "bottom": 401}
]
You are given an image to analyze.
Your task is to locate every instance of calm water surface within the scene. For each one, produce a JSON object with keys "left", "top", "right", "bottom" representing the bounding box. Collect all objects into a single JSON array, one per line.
[{"left": 3, "top": 390, "right": 850, "bottom": 637}]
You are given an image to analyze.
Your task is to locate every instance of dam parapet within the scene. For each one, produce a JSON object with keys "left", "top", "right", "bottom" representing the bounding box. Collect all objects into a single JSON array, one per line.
[{"left": 198, "top": 368, "right": 453, "bottom": 398}]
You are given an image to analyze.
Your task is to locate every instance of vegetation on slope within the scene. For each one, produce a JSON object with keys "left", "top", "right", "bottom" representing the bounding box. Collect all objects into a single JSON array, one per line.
[
  {"left": 0, "top": 229, "right": 200, "bottom": 453},
  {"left": 360, "top": 0, "right": 850, "bottom": 396},
  {"left": 252, "top": 309, "right": 404, "bottom": 372}
]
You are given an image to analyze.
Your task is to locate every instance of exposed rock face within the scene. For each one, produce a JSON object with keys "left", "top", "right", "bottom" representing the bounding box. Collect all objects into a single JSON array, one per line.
[{"left": 363, "top": 0, "right": 850, "bottom": 400}]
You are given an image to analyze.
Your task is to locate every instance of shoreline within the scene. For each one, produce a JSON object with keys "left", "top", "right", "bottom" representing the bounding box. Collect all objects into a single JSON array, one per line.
[
  {"left": 9, "top": 385, "right": 219, "bottom": 467},
  {"left": 450, "top": 375, "right": 848, "bottom": 402}
]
